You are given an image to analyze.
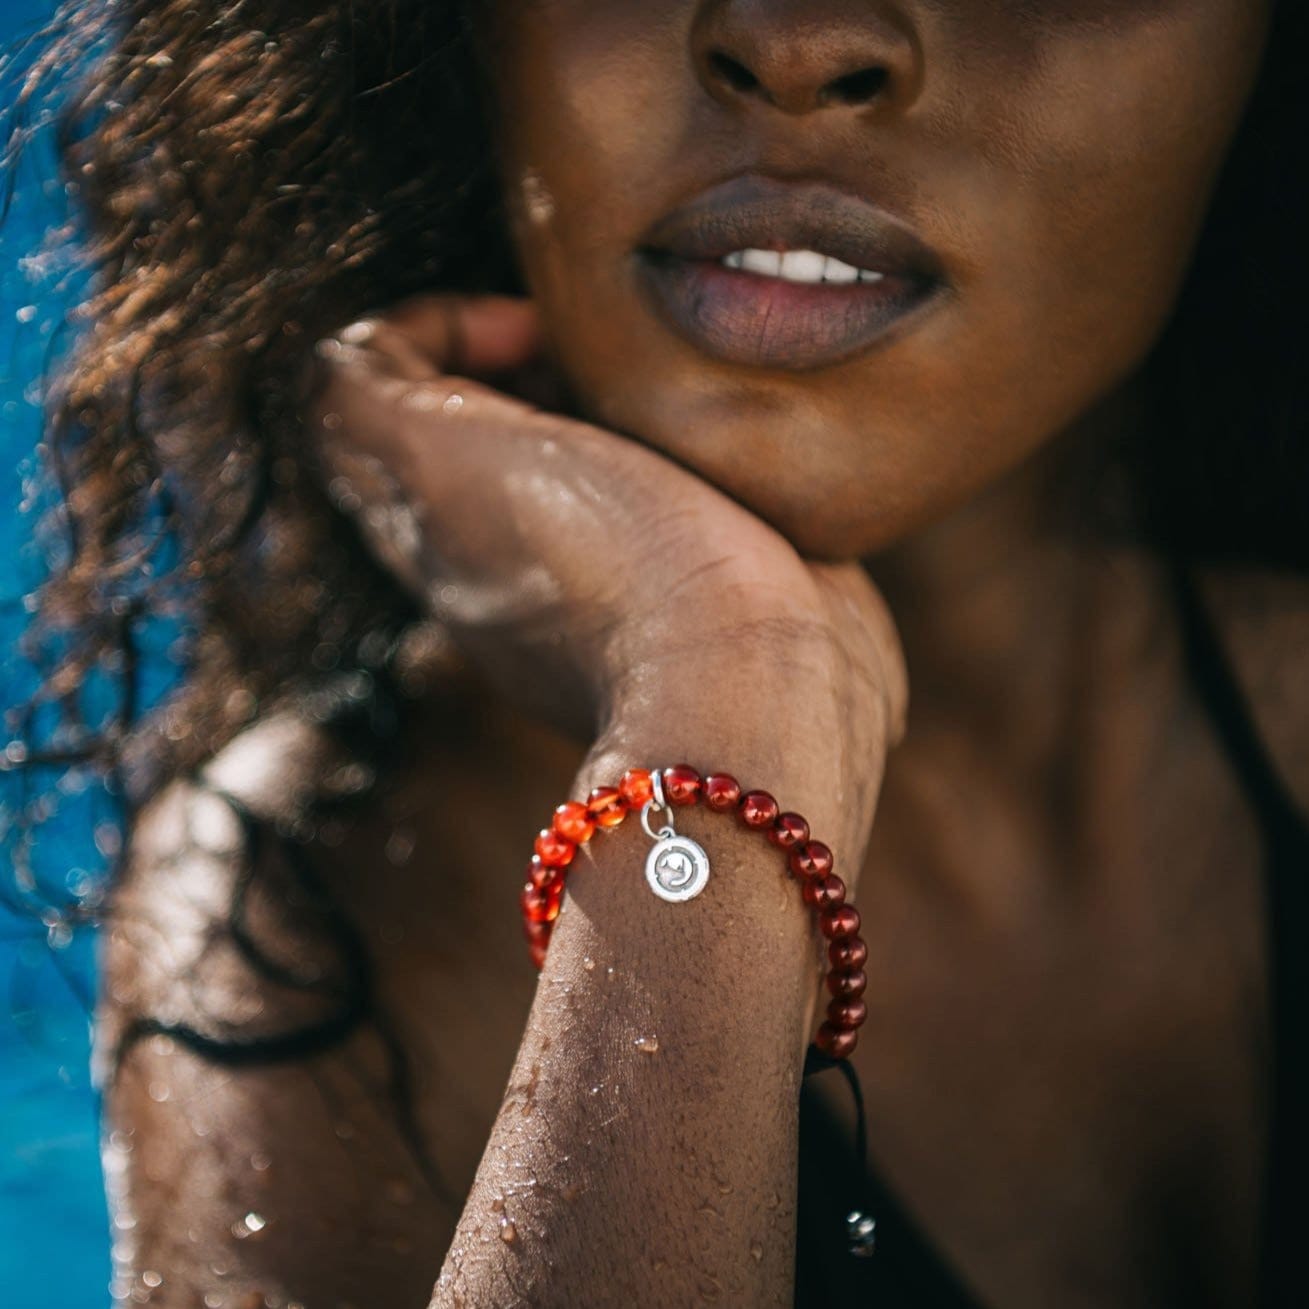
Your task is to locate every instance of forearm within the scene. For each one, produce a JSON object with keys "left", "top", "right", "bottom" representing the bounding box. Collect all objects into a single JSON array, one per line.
[
  {"left": 431, "top": 819, "right": 816, "bottom": 1305},
  {"left": 429, "top": 744, "right": 849, "bottom": 1307}
]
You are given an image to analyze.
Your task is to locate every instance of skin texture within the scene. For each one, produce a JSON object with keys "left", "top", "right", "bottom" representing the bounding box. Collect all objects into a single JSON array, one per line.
[
  {"left": 475, "top": 0, "right": 1270, "bottom": 555},
  {"left": 94, "top": 3, "right": 1298, "bottom": 1308}
]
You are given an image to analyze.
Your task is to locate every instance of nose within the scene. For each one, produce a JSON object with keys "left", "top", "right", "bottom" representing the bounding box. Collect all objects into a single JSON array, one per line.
[{"left": 691, "top": 0, "right": 919, "bottom": 116}]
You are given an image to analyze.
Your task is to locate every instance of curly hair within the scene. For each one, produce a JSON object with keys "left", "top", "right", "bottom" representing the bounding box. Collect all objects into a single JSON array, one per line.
[{"left": 2, "top": 0, "right": 1306, "bottom": 923}]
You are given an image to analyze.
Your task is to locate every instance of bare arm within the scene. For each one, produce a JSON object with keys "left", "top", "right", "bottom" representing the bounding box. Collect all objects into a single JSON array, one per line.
[{"left": 430, "top": 738, "right": 845, "bottom": 1307}]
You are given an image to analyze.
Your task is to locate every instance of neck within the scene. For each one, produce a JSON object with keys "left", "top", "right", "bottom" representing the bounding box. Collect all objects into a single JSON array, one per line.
[{"left": 862, "top": 372, "right": 1169, "bottom": 776}]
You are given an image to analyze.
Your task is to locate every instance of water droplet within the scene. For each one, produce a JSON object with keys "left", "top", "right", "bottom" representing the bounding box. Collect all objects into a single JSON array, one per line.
[
  {"left": 582, "top": 956, "right": 596, "bottom": 971},
  {"left": 147, "top": 1082, "right": 170, "bottom": 1103},
  {"left": 384, "top": 827, "right": 415, "bottom": 866},
  {"left": 334, "top": 1121, "right": 356, "bottom": 1140},
  {"left": 498, "top": 1219, "right": 518, "bottom": 1244},
  {"left": 634, "top": 1034, "right": 659, "bottom": 1054},
  {"left": 401, "top": 387, "right": 441, "bottom": 412},
  {"left": 490, "top": 1194, "right": 505, "bottom": 1213},
  {"left": 203, "top": 1295, "right": 225, "bottom": 1309},
  {"left": 442, "top": 393, "right": 465, "bottom": 416},
  {"left": 606, "top": 965, "right": 615, "bottom": 978},
  {"left": 244, "top": 1211, "right": 267, "bottom": 1233},
  {"left": 250, "top": 1152, "right": 272, "bottom": 1172},
  {"left": 846, "top": 1209, "right": 877, "bottom": 1257},
  {"left": 338, "top": 319, "right": 376, "bottom": 346},
  {"left": 749, "top": 1242, "right": 763, "bottom": 1262},
  {"left": 142, "top": 1271, "right": 163, "bottom": 1288}
]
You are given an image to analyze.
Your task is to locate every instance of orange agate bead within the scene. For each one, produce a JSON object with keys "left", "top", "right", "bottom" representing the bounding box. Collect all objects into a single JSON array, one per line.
[
  {"left": 526, "top": 854, "right": 563, "bottom": 891},
  {"left": 520, "top": 880, "right": 563, "bottom": 924},
  {"left": 586, "top": 786, "right": 627, "bottom": 828},
  {"left": 619, "top": 768, "right": 654, "bottom": 808},
  {"left": 553, "top": 801, "right": 595, "bottom": 844},
  {"left": 535, "top": 827, "right": 576, "bottom": 869}
]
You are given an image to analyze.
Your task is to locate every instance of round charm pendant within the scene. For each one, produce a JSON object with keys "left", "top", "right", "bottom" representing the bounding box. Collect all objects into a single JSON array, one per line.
[{"left": 645, "top": 835, "right": 711, "bottom": 902}]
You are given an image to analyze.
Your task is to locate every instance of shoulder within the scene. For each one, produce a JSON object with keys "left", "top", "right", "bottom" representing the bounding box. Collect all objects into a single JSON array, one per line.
[
  {"left": 95, "top": 687, "right": 395, "bottom": 1079},
  {"left": 1194, "top": 563, "right": 1309, "bottom": 814}
]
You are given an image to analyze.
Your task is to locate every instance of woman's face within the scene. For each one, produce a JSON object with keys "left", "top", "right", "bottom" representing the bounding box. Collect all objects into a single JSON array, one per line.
[{"left": 476, "top": 1, "right": 1271, "bottom": 558}]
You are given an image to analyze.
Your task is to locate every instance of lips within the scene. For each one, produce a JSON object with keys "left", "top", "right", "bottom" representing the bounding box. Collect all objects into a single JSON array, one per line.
[{"left": 634, "top": 173, "right": 947, "bottom": 370}]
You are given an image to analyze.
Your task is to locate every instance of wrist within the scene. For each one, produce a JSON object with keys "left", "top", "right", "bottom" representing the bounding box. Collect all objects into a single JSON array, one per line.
[
  {"left": 586, "top": 645, "right": 891, "bottom": 888},
  {"left": 537, "top": 761, "right": 873, "bottom": 1058}
]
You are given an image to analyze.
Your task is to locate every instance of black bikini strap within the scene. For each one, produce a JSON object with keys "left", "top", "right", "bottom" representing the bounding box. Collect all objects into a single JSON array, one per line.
[
  {"left": 803, "top": 1041, "right": 869, "bottom": 1180},
  {"left": 1170, "top": 560, "right": 1308, "bottom": 842}
]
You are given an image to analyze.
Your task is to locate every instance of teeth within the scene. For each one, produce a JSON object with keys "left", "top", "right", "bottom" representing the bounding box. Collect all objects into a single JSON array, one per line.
[
  {"left": 822, "top": 256, "right": 859, "bottom": 285},
  {"left": 780, "top": 250, "right": 827, "bottom": 282},
  {"left": 740, "top": 249, "right": 782, "bottom": 276},
  {"left": 721, "top": 247, "right": 885, "bottom": 285}
]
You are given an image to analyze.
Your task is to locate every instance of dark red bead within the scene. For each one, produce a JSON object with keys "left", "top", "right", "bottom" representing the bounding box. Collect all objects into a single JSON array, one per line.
[
  {"left": 827, "top": 997, "right": 868, "bottom": 1030},
  {"left": 788, "top": 840, "right": 834, "bottom": 881},
  {"left": 814, "top": 1022, "right": 858, "bottom": 1059},
  {"left": 767, "top": 812, "right": 810, "bottom": 849},
  {"left": 552, "top": 800, "right": 595, "bottom": 844},
  {"left": 702, "top": 773, "right": 742, "bottom": 812},
  {"left": 663, "top": 764, "right": 702, "bottom": 805},
  {"left": 826, "top": 968, "right": 868, "bottom": 1000},
  {"left": 526, "top": 855, "right": 564, "bottom": 892},
  {"left": 529, "top": 940, "right": 549, "bottom": 969},
  {"left": 739, "top": 790, "right": 779, "bottom": 828},
  {"left": 802, "top": 873, "right": 846, "bottom": 910},
  {"left": 820, "top": 904, "right": 861, "bottom": 941},
  {"left": 520, "top": 880, "right": 563, "bottom": 924},
  {"left": 535, "top": 827, "right": 577, "bottom": 869},
  {"left": 586, "top": 786, "right": 627, "bottom": 828},
  {"left": 828, "top": 936, "right": 869, "bottom": 971},
  {"left": 522, "top": 917, "right": 552, "bottom": 946}
]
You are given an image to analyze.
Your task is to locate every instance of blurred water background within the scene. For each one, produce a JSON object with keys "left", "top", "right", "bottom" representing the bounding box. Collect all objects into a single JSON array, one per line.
[{"left": 2, "top": 3, "right": 178, "bottom": 1303}]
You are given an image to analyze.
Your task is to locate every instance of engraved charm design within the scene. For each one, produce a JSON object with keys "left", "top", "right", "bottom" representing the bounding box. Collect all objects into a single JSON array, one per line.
[{"left": 645, "top": 834, "right": 711, "bottom": 903}]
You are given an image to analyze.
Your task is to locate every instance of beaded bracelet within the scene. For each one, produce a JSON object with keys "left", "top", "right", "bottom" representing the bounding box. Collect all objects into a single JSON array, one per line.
[{"left": 518, "top": 764, "right": 869, "bottom": 1059}]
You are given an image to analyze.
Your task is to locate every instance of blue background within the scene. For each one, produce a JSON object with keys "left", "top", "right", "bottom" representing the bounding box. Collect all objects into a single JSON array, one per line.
[{"left": 1, "top": 4, "right": 176, "bottom": 1302}]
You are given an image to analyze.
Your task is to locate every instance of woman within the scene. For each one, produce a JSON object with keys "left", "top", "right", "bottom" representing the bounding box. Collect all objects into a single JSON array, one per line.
[{"left": 8, "top": 0, "right": 1305, "bottom": 1305}]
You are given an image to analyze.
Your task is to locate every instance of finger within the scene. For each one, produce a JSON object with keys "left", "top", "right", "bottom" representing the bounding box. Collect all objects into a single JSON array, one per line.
[{"left": 381, "top": 293, "right": 543, "bottom": 376}]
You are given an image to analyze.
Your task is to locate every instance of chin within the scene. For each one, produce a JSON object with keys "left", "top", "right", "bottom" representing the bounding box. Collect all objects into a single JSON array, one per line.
[{"left": 575, "top": 379, "right": 923, "bottom": 561}]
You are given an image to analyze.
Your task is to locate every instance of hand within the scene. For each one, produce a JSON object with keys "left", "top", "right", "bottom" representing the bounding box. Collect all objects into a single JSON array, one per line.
[{"left": 306, "top": 294, "right": 907, "bottom": 888}]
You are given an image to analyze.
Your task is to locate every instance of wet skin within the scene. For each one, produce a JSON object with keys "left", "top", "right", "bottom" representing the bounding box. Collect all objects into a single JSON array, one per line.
[{"left": 97, "top": 3, "right": 1309, "bottom": 1308}]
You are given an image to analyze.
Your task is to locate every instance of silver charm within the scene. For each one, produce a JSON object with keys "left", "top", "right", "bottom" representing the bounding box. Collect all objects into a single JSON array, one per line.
[{"left": 641, "top": 769, "right": 711, "bottom": 903}]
